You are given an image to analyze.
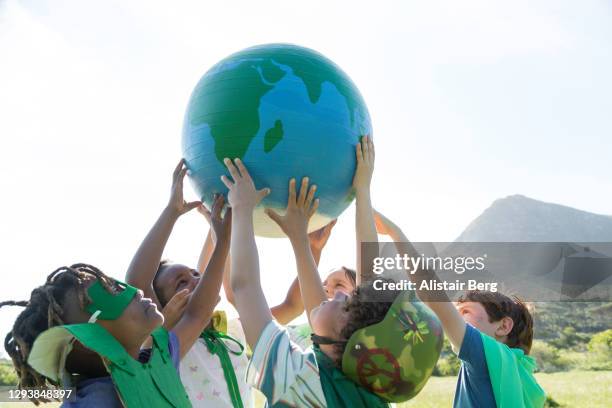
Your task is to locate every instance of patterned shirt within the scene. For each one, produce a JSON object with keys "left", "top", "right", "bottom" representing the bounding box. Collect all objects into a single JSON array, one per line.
[
  {"left": 180, "top": 318, "right": 253, "bottom": 407},
  {"left": 246, "top": 320, "right": 326, "bottom": 408}
]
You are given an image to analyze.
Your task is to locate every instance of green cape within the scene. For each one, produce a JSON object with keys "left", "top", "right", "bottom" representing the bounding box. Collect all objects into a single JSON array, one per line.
[
  {"left": 480, "top": 332, "right": 546, "bottom": 408},
  {"left": 28, "top": 323, "right": 191, "bottom": 408}
]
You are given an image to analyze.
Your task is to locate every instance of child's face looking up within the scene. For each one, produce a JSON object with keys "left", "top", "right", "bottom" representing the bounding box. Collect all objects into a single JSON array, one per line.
[
  {"left": 310, "top": 291, "right": 349, "bottom": 344},
  {"left": 90, "top": 280, "right": 164, "bottom": 342},
  {"left": 455, "top": 301, "right": 513, "bottom": 342},
  {"left": 155, "top": 264, "right": 201, "bottom": 306},
  {"left": 322, "top": 268, "right": 355, "bottom": 299}
]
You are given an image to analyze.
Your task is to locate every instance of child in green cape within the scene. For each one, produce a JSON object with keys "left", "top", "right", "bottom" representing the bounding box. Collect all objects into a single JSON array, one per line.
[
  {"left": 1, "top": 161, "right": 231, "bottom": 407},
  {"left": 373, "top": 210, "right": 547, "bottom": 408}
]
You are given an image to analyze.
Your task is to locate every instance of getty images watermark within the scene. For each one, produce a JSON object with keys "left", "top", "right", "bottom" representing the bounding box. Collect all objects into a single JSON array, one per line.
[
  {"left": 362, "top": 242, "right": 612, "bottom": 302},
  {"left": 371, "top": 252, "right": 498, "bottom": 292}
]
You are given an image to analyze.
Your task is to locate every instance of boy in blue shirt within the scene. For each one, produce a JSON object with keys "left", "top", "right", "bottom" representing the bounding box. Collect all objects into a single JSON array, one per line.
[{"left": 373, "top": 210, "right": 546, "bottom": 408}]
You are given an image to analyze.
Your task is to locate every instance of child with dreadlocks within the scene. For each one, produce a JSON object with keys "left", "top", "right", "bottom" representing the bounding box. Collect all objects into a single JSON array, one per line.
[
  {"left": 1, "top": 161, "right": 232, "bottom": 407},
  {"left": 223, "top": 136, "right": 442, "bottom": 407},
  {"left": 372, "top": 210, "right": 547, "bottom": 408}
]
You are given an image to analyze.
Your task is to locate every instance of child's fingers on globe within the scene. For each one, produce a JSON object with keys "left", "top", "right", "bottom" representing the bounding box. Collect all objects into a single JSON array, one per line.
[
  {"left": 220, "top": 175, "right": 234, "bottom": 189},
  {"left": 288, "top": 178, "right": 297, "bottom": 206},
  {"left": 362, "top": 137, "right": 370, "bottom": 158},
  {"left": 298, "top": 177, "right": 309, "bottom": 206},
  {"left": 309, "top": 198, "right": 320, "bottom": 217},
  {"left": 211, "top": 195, "right": 222, "bottom": 215},
  {"left": 224, "top": 158, "right": 241, "bottom": 181},
  {"left": 234, "top": 158, "right": 252, "bottom": 182},
  {"left": 177, "top": 167, "right": 188, "bottom": 185},
  {"left": 305, "top": 184, "right": 317, "bottom": 208},
  {"left": 211, "top": 194, "right": 224, "bottom": 216},
  {"left": 173, "top": 158, "right": 185, "bottom": 180},
  {"left": 355, "top": 141, "right": 363, "bottom": 162}
]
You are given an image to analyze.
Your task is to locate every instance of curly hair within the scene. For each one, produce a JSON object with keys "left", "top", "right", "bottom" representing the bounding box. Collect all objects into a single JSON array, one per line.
[
  {"left": 332, "top": 279, "right": 399, "bottom": 367},
  {"left": 1, "top": 264, "right": 117, "bottom": 405},
  {"left": 458, "top": 290, "right": 534, "bottom": 354}
]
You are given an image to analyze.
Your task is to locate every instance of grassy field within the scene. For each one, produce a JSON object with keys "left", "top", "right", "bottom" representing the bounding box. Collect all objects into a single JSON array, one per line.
[
  {"left": 1, "top": 371, "right": 610, "bottom": 407},
  {"left": 399, "top": 370, "right": 611, "bottom": 408}
]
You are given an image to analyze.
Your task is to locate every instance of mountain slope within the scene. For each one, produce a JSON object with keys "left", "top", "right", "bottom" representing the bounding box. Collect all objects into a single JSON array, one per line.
[{"left": 456, "top": 195, "right": 612, "bottom": 242}]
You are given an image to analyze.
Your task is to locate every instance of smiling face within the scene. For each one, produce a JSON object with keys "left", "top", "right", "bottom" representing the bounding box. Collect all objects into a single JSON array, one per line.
[
  {"left": 153, "top": 263, "right": 201, "bottom": 306},
  {"left": 322, "top": 267, "right": 356, "bottom": 299}
]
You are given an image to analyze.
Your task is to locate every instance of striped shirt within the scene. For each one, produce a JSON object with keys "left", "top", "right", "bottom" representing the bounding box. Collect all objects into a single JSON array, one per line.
[{"left": 246, "top": 320, "right": 327, "bottom": 408}]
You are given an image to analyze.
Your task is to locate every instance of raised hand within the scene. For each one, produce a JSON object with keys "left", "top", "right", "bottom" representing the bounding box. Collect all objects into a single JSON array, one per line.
[
  {"left": 308, "top": 219, "right": 337, "bottom": 252},
  {"left": 265, "top": 177, "right": 319, "bottom": 240},
  {"left": 221, "top": 158, "right": 270, "bottom": 211},
  {"left": 373, "top": 209, "right": 400, "bottom": 238},
  {"left": 167, "top": 159, "right": 202, "bottom": 217},
  {"left": 162, "top": 289, "right": 190, "bottom": 330},
  {"left": 351, "top": 135, "right": 375, "bottom": 193},
  {"left": 208, "top": 194, "right": 232, "bottom": 245}
]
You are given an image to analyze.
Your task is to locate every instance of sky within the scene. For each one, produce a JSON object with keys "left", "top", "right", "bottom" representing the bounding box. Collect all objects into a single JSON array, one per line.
[{"left": 0, "top": 0, "right": 611, "bottom": 354}]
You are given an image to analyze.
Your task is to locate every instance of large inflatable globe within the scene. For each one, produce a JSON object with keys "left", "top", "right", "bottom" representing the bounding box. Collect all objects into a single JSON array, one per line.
[{"left": 182, "top": 44, "right": 372, "bottom": 237}]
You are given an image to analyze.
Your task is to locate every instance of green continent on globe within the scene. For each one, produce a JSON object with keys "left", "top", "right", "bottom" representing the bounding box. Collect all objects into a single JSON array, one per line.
[
  {"left": 263, "top": 120, "right": 284, "bottom": 153},
  {"left": 188, "top": 59, "right": 286, "bottom": 162},
  {"left": 187, "top": 45, "right": 367, "bottom": 164}
]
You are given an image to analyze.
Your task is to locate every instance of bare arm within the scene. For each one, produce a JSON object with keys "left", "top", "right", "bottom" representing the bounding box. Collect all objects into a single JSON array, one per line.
[
  {"left": 266, "top": 178, "right": 324, "bottom": 326},
  {"left": 173, "top": 195, "right": 232, "bottom": 358},
  {"left": 353, "top": 136, "right": 377, "bottom": 286},
  {"left": 269, "top": 277, "right": 303, "bottom": 325},
  {"left": 196, "top": 229, "right": 215, "bottom": 273},
  {"left": 223, "top": 158, "right": 273, "bottom": 349},
  {"left": 268, "top": 220, "right": 336, "bottom": 324},
  {"left": 125, "top": 159, "right": 201, "bottom": 306},
  {"left": 374, "top": 210, "right": 466, "bottom": 350}
]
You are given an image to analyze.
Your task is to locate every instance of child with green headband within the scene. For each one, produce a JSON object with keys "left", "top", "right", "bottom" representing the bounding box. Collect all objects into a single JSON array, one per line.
[
  {"left": 373, "top": 210, "right": 547, "bottom": 408},
  {"left": 1, "top": 161, "right": 232, "bottom": 407},
  {"left": 224, "top": 136, "right": 442, "bottom": 407}
]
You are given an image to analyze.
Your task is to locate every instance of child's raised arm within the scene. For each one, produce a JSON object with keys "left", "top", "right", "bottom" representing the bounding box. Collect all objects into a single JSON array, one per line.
[
  {"left": 353, "top": 136, "right": 378, "bottom": 286},
  {"left": 221, "top": 220, "right": 335, "bottom": 325},
  {"left": 373, "top": 209, "right": 467, "bottom": 350},
  {"left": 266, "top": 178, "right": 325, "bottom": 327},
  {"left": 173, "top": 194, "right": 232, "bottom": 357},
  {"left": 125, "top": 159, "right": 202, "bottom": 306},
  {"left": 223, "top": 158, "right": 273, "bottom": 348}
]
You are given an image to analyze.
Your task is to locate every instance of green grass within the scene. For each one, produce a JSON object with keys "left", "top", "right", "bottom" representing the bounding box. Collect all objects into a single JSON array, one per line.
[
  {"left": 1, "top": 371, "right": 610, "bottom": 407},
  {"left": 399, "top": 370, "right": 611, "bottom": 408}
]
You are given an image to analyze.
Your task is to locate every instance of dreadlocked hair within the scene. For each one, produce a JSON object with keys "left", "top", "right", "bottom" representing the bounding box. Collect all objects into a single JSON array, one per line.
[
  {"left": 332, "top": 279, "right": 400, "bottom": 367},
  {"left": 1, "top": 263, "right": 117, "bottom": 404}
]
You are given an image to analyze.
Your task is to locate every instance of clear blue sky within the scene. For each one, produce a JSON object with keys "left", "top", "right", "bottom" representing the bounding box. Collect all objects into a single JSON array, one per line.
[{"left": 0, "top": 0, "right": 610, "bottom": 351}]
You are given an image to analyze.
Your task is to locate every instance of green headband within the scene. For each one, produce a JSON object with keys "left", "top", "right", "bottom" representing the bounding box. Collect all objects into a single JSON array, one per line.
[
  {"left": 341, "top": 290, "right": 443, "bottom": 402},
  {"left": 85, "top": 280, "right": 137, "bottom": 320}
]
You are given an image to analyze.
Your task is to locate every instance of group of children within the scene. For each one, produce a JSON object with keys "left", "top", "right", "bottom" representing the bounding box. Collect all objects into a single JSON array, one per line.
[{"left": 2, "top": 136, "right": 546, "bottom": 407}]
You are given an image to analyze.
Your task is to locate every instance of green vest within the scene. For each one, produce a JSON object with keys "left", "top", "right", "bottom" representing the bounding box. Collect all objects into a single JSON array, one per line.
[
  {"left": 313, "top": 346, "right": 389, "bottom": 408},
  {"left": 64, "top": 324, "right": 191, "bottom": 408}
]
